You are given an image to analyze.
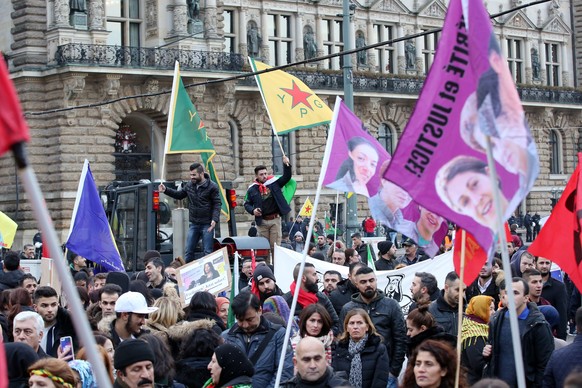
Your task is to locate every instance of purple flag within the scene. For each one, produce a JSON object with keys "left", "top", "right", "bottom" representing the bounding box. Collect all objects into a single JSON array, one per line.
[
  {"left": 383, "top": 0, "right": 539, "bottom": 254},
  {"left": 322, "top": 97, "right": 447, "bottom": 256}
]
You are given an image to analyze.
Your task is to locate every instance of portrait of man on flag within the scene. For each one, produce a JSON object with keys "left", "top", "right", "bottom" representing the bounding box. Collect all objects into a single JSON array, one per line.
[{"left": 383, "top": 0, "right": 538, "bottom": 255}]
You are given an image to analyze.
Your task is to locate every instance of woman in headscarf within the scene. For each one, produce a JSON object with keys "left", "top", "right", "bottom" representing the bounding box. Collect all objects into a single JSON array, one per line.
[
  {"left": 332, "top": 308, "right": 389, "bottom": 388},
  {"left": 28, "top": 358, "right": 77, "bottom": 388},
  {"left": 6, "top": 342, "right": 39, "bottom": 388},
  {"left": 203, "top": 343, "right": 254, "bottom": 388},
  {"left": 68, "top": 360, "right": 96, "bottom": 388},
  {"left": 262, "top": 295, "right": 299, "bottom": 337},
  {"left": 460, "top": 295, "right": 494, "bottom": 385}
]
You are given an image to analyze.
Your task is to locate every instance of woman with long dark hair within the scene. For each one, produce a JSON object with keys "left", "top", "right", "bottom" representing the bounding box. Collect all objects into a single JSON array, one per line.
[{"left": 291, "top": 303, "right": 334, "bottom": 365}]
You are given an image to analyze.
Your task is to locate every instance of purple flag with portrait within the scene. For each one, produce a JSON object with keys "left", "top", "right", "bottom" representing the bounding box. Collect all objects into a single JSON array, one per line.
[
  {"left": 383, "top": 0, "right": 539, "bottom": 254},
  {"left": 322, "top": 97, "right": 447, "bottom": 256}
]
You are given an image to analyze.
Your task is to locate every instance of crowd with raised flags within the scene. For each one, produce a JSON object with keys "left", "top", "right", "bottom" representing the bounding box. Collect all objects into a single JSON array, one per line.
[{"left": 4, "top": 0, "right": 582, "bottom": 386}]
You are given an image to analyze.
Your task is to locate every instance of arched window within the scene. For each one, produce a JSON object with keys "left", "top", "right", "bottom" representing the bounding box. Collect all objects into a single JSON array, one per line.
[
  {"left": 377, "top": 123, "right": 395, "bottom": 155},
  {"left": 549, "top": 129, "right": 562, "bottom": 174}
]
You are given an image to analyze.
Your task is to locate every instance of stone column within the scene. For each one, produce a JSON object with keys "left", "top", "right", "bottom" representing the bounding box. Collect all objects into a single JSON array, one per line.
[
  {"left": 416, "top": 27, "right": 424, "bottom": 74},
  {"left": 316, "top": 15, "right": 325, "bottom": 69},
  {"left": 367, "top": 19, "right": 376, "bottom": 69},
  {"left": 88, "top": 0, "right": 105, "bottom": 30},
  {"left": 54, "top": 0, "right": 70, "bottom": 27},
  {"left": 296, "top": 14, "right": 304, "bottom": 62},
  {"left": 561, "top": 41, "right": 569, "bottom": 86},
  {"left": 396, "top": 24, "right": 405, "bottom": 74},
  {"left": 524, "top": 38, "right": 532, "bottom": 84},
  {"left": 204, "top": 0, "right": 219, "bottom": 38},
  {"left": 539, "top": 39, "right": 546, "bottom": 84},
  {"left": 239, "top": 8, "right": 248, "bottom": 55},
  {"left": 261, "top": 11, "right": 269, "bottom": 63},
  {"left": 173, "top": 0, "right": 188, "bottom": 36}
]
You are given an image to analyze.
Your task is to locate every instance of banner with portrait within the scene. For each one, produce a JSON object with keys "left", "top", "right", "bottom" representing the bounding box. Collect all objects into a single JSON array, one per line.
[
  {"left": 274, "top": 245, "right": 454, "bottom": 315},
  {"left": 176, "top": 247, "right": 231, "bottom": 306},
  {"left": 321, "top": 97, "right": 448, "bottom": 256},
  {"left": 383, "top": 0, "right": 539, "bottom": 254}
]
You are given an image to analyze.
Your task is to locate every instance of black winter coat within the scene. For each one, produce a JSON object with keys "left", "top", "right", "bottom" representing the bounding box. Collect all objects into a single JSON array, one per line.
[
  {"left": 406, "top": 325, "right": 456, "bottom": 357},
  {"left": 174, "top": 357, "right": 211, "bottom": 388},
  {"left": 339, "top": 291, "right": 407, "bottom": 376},
  {"left": 332, "top": 334, "right": 389, "bottom": 388},
  {"left": 0, "top": 270, "right": 24, "bottom": 291},
  {"left": 329, "top": 279, "right": 359, "bottom": 316},
  {"left": 244, "top": 163, "right": 292, "bottom": 226},
  {"left": 428, "top": 291, "right": 463, "bottom": 337},
  {"left": 485, "top": 303, "right": 554, "bottom": 387},
  {"left": 163, "top": 174, "right": 221, "bottom": 225}
]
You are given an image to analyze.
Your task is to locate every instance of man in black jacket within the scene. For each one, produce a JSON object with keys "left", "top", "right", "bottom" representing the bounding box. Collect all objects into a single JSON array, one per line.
[
  {"left": 339, "top": 266, "right": 407, "bottom": 386},
  {"left": 159, "top": 162, "right": 221, "bottom": 262},
  {"left": 483, "top": 277, "right": 554, "bottom": 387},
  {"left": 283, "top": 263, "right": 339, "bottom": 335},
  {"left": 329, "top": 262, "right": 365, "bottom": 315},
  {"left": 465, "top": 262, "right": 500, "bottom": 307},
  {"left": 0, "top": 250, "right": 25, "bottom": 291},
  {"left": 537, "top": 256, "right": 568, "bottom": 340},
  {"left": 428, "top": 271, "right": 464, "bottom": 336},
  {"left": 244, "top": 156, "right": 292, "bottom": 258},
  {"left": 33, "top": 286, "right": 77, "bottom": 358}
]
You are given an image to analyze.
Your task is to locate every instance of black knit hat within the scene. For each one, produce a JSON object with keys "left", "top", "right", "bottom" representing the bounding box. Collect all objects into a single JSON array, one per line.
[
  {"left": 215, "top": 343, "right": 254, "bottom": 386},
  {"left": 253, "top": 264, "right": 276, "bottom": 284},
  {"left": 378, "top": 241, "right": 393, "bottom": 255},
  {"left": 114, "top": 339, "right": 155, "bottom": 370}
]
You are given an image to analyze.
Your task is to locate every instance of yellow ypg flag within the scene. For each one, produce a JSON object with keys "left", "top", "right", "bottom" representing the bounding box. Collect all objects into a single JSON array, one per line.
[
  {"left": 0, "top": 210, "right": 17, "bottom": 249},
  {"left": 299, "top": 197, "right": 314, "bottom": 217},
  {"left": 250, "top": 58, "right": 333, "bottom": 134}
]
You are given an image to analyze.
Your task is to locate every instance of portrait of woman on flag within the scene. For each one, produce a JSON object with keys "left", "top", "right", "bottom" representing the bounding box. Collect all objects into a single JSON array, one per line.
[
  {"left": 327, "top": 136, "right": 381, "bottom": 198},
  {"left": 397, "top": 205, "right": 445, "bottom": 256}
]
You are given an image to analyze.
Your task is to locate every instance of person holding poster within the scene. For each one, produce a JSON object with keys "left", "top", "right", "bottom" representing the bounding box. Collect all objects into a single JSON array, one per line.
[{"left": 327, "top": 137, "right": 380, "bottom": 197}]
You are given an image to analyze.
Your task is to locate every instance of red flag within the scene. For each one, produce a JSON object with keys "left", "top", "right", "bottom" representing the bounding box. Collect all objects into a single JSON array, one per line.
[
  {"left": 504, "top": 223, "right": 512, "bottom": 242},
  {"left": 453, "top": 228, "right": 488, "bottom": 285},
  {"left": 529, "top": 153, "right": 582, "bottom": 291},
  {"left": 250, "top": 249, "right": 260, "bottom": 298},
  {"left": 0, "top": 55, "right": 30, "bottom": 155}
]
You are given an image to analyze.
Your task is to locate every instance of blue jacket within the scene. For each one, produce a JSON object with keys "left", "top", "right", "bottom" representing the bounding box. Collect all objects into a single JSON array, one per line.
[
  {"left": 222, "top": 316, "right": 293, "bottom": 388},
  {"left": 543, "top": 335, "right": 582, "bottom": 388},
  {"left": 244, "top": 163, "right": 292, "bottom": 226}
]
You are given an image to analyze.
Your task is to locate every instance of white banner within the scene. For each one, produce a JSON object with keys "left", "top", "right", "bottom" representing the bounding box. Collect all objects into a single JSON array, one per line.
[{"left": 274, "top": 245, "right": 454, "bottom": 314}]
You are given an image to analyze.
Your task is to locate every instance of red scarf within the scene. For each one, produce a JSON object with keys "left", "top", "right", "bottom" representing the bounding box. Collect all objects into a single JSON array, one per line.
[
  {"left": 254, "top": 176, "right": 274, "bottom": 195},
  {"left": 290, "top": 281, "right": 319, "bottom": 307}
]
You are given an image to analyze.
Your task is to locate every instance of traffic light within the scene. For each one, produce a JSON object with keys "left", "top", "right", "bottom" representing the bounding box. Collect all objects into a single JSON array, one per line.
[{"left": 227, "top": 189, "right": 237, "bottom": 208}]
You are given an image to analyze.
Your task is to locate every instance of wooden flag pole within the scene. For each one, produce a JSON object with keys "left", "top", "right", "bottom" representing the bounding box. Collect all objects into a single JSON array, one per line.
[{"left": 454, "top": 229, "right": 466, "bottom": 388}]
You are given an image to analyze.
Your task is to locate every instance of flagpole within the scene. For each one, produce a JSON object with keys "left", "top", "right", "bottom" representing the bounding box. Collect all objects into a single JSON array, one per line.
[
  {"left": 161, "top": 61, "right": 181, "bottom": 181},
  {"left": 454, "top": 229, "right": 466, "bottom": 388},
  {"left": 334, "top": 190, "right": 340, "bottom": 242},
  {"left": 484, "top": 135, "right": 526, "bottom": 388},
  {"left": 274, "top": 96, "right": 342, "bottom": 388},
  {"left": 11, "top": 143, "right": 112, "bottom": 388}
]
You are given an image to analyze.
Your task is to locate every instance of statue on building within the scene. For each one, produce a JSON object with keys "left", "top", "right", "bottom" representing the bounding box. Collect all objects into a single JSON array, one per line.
[
  {"left": 70, "top": 0, "right": 86, "bottom": 12},
  {"left": 405, "top": 40, "right": 416, "bottom": 70},
  {"left": 304, "top": 30, "right": 317, "bottom": 60},
  {"left": 248, "top": 25, "right": 262, "bottom": 58},
  {"left": 531, "top": 47, "right": 540, "bottom": 80},
  {"left": 356, "top": 33, "right": 366, "bottom": 65},
  {"left": 187, "top": 0, "right": 200, "bottom": 20}
]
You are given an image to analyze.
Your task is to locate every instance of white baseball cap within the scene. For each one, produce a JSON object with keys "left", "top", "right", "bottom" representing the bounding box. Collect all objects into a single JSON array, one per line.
[{"left": 114, "top": 292, "right": 158, "bottom": 314}]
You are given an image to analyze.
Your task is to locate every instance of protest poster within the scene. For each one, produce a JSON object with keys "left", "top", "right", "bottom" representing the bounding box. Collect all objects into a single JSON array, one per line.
[{"left": 176, "top": 247, "right": 231, "bottom": 306}]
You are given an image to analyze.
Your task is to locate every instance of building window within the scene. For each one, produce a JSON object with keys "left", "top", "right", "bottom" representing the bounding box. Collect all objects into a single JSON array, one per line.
[
  {"left": 268, "top": 14, "right": 292, "bottom": 65},
  {"left": 223, "top": 10, "right": 236, "bottom": 53},
  {"left": 106, "top": 0, "right": 141, "bottom": 47},
  {"left": 377, "top": 123, "right": 395, "bottom": 155},
  {"left": 374, "top": 24, "right": 395, "bottom": 73},
  {"left": 549, "top": 129, "right": 562, "bottom": 174},
  {"left": 272, "top": 133, "right": 290, "bottom": 175},
  {"left": 422, "top": 29, "right": 439, "bottom": 74},
  {"left": 545, "top": 43, "right": 560, "bottom": 87},
  {"left": 506, "top": 38, "right": 523, "bottom": 83},
  {"left": 322, "top": 19, "right": 343, "bottom": 70}
]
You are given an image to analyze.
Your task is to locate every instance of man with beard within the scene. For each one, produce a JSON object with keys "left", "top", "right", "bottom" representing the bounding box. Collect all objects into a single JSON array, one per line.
[
  {"left": 428, "top": 271, "right": 464, "bottom": 336},
  {"left": 465, "top": 262, "right": 500, "bottom": 306},
  {"left": 252, "top": 265, "right": 284, "bottom": 304},
  {"left": 408, "top": 272, "right": 439, "bottom": 312},
  {"left": 322, "top": 270, "right": 342, "bottom": 296},
  {"left": 159, "top": 162, "right": 221, "bottom": 262},
  {"left": 329, "top": 262, "right": 365, "bottom": 315},
  {"left": 374, "top": 241, "right": 397, "bottom": 271},
  {"left": 283, "top": 263, "right": 339, "bottom": 335},
  {"left": 113, "top": 339, "right": 156, "bottom": 388},
  {"left": 109, "top": 292, "right": 158, "bottom": 347},
  {"left": 33, "top": 286, "right": 76, "bottom": 358},
  {"left": 339, "top": 266, "right": 406, "bottom": 387},
  {"left": 537, "top": 256, "right": 568, "bottom": 340},
  {"left": 222, "top": 291, "right": 293, "bottom": 387}
]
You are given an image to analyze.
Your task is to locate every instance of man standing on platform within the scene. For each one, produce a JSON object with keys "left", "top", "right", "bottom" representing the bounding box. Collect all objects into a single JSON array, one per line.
[{"left": 245, "top": 156, "right": 292, "bottom": 257}]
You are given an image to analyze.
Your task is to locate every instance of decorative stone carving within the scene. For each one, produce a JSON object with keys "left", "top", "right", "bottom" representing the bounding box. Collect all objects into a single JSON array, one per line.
[
  {"left": 63, "top": 73, "right": 87, "bottom": 105},
  {"left": 54, "top": 0, "right": 70, "bottom": 26},
  {"left": 146, "top": 0, "right": 159, "bottom": 38},
  {"left": 88, "top": 0, "right": 105, "bottom": 30},
  {"left": 173, "top": 2, "right": 189, "bottom": 35},
  {"left": 101, "top": 74, "right": 122, "bottom": 100},
  {"left": 427, "top": 3, "right": 444, "bottom": 17},
  {"left": 143, "top": 78, "right": 159, "bottom": 109}
]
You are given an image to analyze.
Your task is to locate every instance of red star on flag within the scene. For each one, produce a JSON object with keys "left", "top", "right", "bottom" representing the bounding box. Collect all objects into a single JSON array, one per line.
[
  {"left": 280, "top": 81, "right": 313, "bottom": 110},
  {"left": 305, "top": 205, "right": 312, "bottom": 213}
]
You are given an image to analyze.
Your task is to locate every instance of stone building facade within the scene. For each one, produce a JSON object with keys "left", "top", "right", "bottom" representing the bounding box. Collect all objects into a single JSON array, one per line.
[{"left": 0, "top": 0, "right": 580, "bottom": 246}]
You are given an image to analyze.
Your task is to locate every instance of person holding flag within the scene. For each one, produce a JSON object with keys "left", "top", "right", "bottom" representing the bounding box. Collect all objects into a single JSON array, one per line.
[
  {"left": 244, "top": 156, "right": 293, "bottom": 257},
  {"left": 159, "top": 162, "right": 221, "bottom": 262}
]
